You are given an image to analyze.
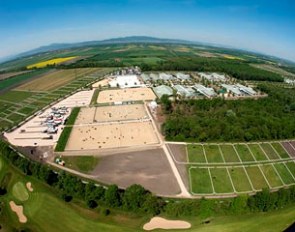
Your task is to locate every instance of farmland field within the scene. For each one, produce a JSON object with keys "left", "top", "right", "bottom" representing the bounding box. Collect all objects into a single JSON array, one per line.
[
  {"left": 204, "top": 145, "right": 224, "bottom": 163},
  {"left": 228, "top": 167, "right": 252, "bottom": 192},
  {"left": 235, "top": 144, "right": 255, "bottom": 162},
  {"left": 187, "top": 144, "right": 206, "bottom": 163},
  {"left": 189, "top": 167, "right": 213, "bottom": 194},
  {"left": 248, "top": 144, "right": 268, "bottom": 161},
  {"left": 27, "top": 57, "right": 77, "bottom": 69},
  {"left": 0, "top": 70, "right": 31, "bottom": 80},
  {"left": 220, "top": 145, "right": 240, "bottom": 163},
  {"left": 210, "top": 168, "right": 234, "bottom": 193},
  {"left": 15, "top": 68, "right": 100, "bottom": 91}
]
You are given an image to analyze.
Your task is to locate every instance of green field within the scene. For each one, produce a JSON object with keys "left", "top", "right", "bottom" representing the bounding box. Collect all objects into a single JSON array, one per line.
[
  {"left": 190, "top": 168, "right": 213, "bottom": 194},
  {"left": 210, "top": 168, "right": 234, "bottom": 193},
  {"left": 228, "top": 167, "right": 253, "bottom": 192},
  {"left": 274, "top": 163, "right": 295, "bottom": 185},
  {"left": 245, "top": 166, "right": 269, "bottom": 190},
  {"left": 0, "top": 90, "right": 34, "bottom": 102},
  {"left": 271, "top": 143, "right": 290, "bottom": 159},
  {"left": 12, "top": 181, "right": 29, "bottom": 202},
  {"left": 235, "top": 144, "right": 255, "bottom": 162},
  {"left": 260, "top": 165, "right": 283, "bottom": 188},
  {"left": 286, "top": 161, "right": 295, "bottom": 174},
  {"left": 204, "top": 145, "right": 224, "bottom": 163},
  {"left": 260, "top": 143, "right": 280, "bottom": 160},
  {"left": 248, "top": 144, "right": 268, "bottom": 161},
  {"left": 187, "top": 144, "right": 207, "bottom": 163},
  {"left": 219, "top": 145, "right": 240, "bottom": 163},
  {"left": 62, "top": 156, "right": 99, "bottom": 173}
]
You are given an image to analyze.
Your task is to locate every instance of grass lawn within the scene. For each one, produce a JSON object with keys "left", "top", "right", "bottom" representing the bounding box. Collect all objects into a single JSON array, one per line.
[
  {"left": 248, "top": 144, "right": 268, "bottom": 161},
  {"left": 6, "top": 113, "right": 24, "bottom": 122},
  {"left": 12, "top": 181, "right": 29, "bottom": 202},
  {"left": 260, "top": 164, "right": 283, "bottom": 188},
  {"left": 209, "top": 168, "right": 234, "bottom": 193},
  {"left": 245, "top": 166, "right": 269, "bottom": 190},
  {"left": 271, "top": 143, "right": 290, "bottom": 159},
  {"left": 235, "top": 144, "right": 255, "bottom": 162},
  {"left": 189, "top": 167, "right": 213, "bottom": 194},
  {"left": 228, "top": 167, "right": 253, "bottom": 192},
  {"left": 273, "top": 163, "right": 295, "bottom": 185},
  {"left": 62, "top": 156, "right": 99, "bottom": 173},
  {"left": 187, "top": 144, "right": 207, "bottom": 163},
  {"left": 260, "top": 143, "right": 280, "bottom": 160},
  {"left": 286, "top": 161, "right": 295, "bottom": 175},
  {"left": 204, "top": 145, "right": 224, "bottom": 163},
  {"left": 0, "top": 90, "right": 34, "bottom": 103},
  {"left": 219, "top": 145, "right": 240, "bottom": 163}
]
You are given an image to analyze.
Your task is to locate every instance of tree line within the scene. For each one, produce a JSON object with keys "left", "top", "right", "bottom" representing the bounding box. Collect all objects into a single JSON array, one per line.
[
  {"left": 1, "top": 139, "right": 295, "bottom": 219},
  {"left": 162, "top": 84, "right": 295, "bottom": 142}
]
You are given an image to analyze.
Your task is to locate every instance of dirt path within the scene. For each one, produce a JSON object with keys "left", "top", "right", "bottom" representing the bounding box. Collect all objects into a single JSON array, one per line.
[
  {"left": 9, "top": 201, "right": 27, "bottom": 223},
  {"left": 143, "top": 217, "right": 191, "bottom": 230}
]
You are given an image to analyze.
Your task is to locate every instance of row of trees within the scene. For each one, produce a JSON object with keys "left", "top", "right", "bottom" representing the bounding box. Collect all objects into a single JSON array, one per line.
[
  {"left": 1, "top": 139, "right": 295, "bottom": 218},
  {"left": 163, "top": 84, "right": 295, "bottom": 142}
]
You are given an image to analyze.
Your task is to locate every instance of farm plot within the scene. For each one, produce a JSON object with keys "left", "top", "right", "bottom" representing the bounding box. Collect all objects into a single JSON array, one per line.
[
  {"left": 248, "top": 144, "right": 268, "bottom": 161},
  {"left": 189, "top": 168, "right": 213, "bottom": 194},
  {"left": 187, "top": 144, "right": 206, "bottom": 163},
  {"left": 204, "top": 145, "right": 224, "bottom": 163},
  {"left": 260, "top": 143, "right": 280, "bottom": 160},
  {"left": 245, "top": 166, "right": 269, "bottom": 190},
  {"left": 260, "top": 164, "right": 283, "bottom": 188},
  {"left": 65, "top": 121, "right": 159, "bottom": 151},
  {"left": 15, "top": 68, "right": 100, "bottom": 91},
  {"left": 209, "top": 168, "right": 234, "bottom": 193},
  {"left": 228, "top": 167, "right": 253, "bottom": 192},
  {"left": 219, "top": 145, "right": 240, "bottom": 163},
  {"left": 271, "top": 143, "right": 290, "bottom": 159},
  {"left": 27, "top": 57, "right": 77, "bottom": 69},
  {"left": 234, "top": 144, "right": 255, "bottom": 162},
  {"left": 97, "top": 88, "right": 156, "bottom": 103},
  {"left": 281, "top": 142, "right": 295, "bottom": 157},
  {"left": 273, "top": 163, "right": 295, "bottom": 185}
]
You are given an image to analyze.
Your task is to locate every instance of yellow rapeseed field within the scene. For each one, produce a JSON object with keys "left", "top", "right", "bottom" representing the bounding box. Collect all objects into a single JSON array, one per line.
[
  {"left": 222, "top": 55, "right": 244, "bottom": 60},
  {"left": 27, "top": 57, "right": 77, "bottom": 69}
]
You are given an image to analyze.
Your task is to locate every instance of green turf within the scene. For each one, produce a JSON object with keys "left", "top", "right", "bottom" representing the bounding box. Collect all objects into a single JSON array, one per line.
[
  {"left": 187, "top": 144, "right": 207, "bottom": 163},
  {"left": 271, "top": 143, "right": 290, "bottom": 159},
  {"left": 204, "top": 145, "right": 224, "bottom": 163},
  {"left": 273, "top": 163, "right": 295, "bottom": 185},
  {"left": 0, "top": 90, "right": 34, "bottom": 102},
  {"left": 0, "top": 120, "right": 12, "bottom": 129},
  {"left": 260, "top": 165, "right": 283, "bottom": 188},
  {"left": 220, "top": 145, "right": 241, "bottom": 163},
  {"left": 190, "top": 167, "right": 213, "bottom": 194},
  {"left": 12, "top": 182, "right": 29, "bottom": 202},
  {"left": 62, "top": 156, "right": 99, "bottom": 173},
  {"left": 248, "top": 144, "right": 268, "bottom": 161},
  {"left": 245, "top": 166, "right": 269, "bottom": 190},
  {"left": 260, "top": 143, "right": 280, "bottom": 160},
  {"left": 7, "top": 113, "right": 24, "bottom": 122},
  {"left": 235, "top": 144, "right": 255, "bottom": 162},
  {"left": 210, "top": 168, "right": 234, "bottom": 193},
  {"left": 228, "top": 167, "right": 253, "bottom": 192},
  {"left": 285, "top": 162, "right": 295, "bottom": 176}
]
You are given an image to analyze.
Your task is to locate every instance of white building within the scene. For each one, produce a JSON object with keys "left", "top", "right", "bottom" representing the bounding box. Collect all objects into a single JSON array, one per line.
[
  {"left": 109, "top": 75, "right": 143, "bottom": 88},
  {"left": 176, "top": 73, "right": 190, "bottom": 81},
  {"left": 159, "top": 73, "right": 173, "bottom": 80},
  {"left": 199, "top": 72, "right": 227, "bottom": 82},
  {"left": 193, "top": 84, "right": 217, "bottom": 98}
]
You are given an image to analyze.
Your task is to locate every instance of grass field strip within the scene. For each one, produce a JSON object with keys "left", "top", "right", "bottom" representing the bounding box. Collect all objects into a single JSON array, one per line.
[
  {"left": 271, "top": 163, "right": 289, "bottom": 186},
  {"left": 245, "top": 144, "right": 258, "bottom": 161},
  {"left": 283, "top": 163, "right": 295, "bottom": 180},
  {"left": 225, "top": 167, "right": 237, "bottom": 192},
  {"left": 201, "top": 145, "right": 209, "bottom": 163}
]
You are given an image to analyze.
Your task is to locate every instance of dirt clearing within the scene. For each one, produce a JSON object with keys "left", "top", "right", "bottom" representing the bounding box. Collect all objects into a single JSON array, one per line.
[{"left": 92, "top": 148, "right": 180, "bottom": 196}]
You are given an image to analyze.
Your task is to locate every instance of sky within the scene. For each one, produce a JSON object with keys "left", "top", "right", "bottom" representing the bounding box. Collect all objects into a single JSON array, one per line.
[{"left": 0, "top": 0, "right": 295, "bottom": 61}]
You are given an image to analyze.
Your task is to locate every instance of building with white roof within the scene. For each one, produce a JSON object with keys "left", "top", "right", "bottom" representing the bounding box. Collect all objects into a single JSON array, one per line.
[
  {"left": 236, "top": 84, "right": 257, "bottom": 96},
  {"left": 174, "top": 85, "right": 196, "bottom": 98},
  {"left": 159, "top": 73, "right": 174, "bottom": 80},
  {"left": 153, "top": 85, "right": 173, "bottom": 98},
  {"left": 193, "top": 84, "right": 217, "bottom": 98},
  {"left": 199, "top": 72, "right": 227, "bottom": 82},
  {"left": 109, "top": 75, "right": 143, "bottom": 89},
  {"left": 221, "top": 84, "right": 242, "bottom": 96},
  {"left": 176, "top": 73, "right": 190, "bottom": 81}
]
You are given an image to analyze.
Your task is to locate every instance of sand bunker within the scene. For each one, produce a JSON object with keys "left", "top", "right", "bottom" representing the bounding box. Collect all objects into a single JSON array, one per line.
[
  {"left": 26, "top": 182, "right": 33, "bottom": 192},
  {"left": 143, "top": 217, "right": 191, "bottom": 231},
  {"left": 9, "top": 201, "right": 27, "bottom": 223}
]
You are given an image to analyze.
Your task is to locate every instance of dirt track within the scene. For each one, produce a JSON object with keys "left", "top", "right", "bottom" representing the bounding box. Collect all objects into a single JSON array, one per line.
[{"left": 91, "top": 148, "right": 181, "bottom": 196}]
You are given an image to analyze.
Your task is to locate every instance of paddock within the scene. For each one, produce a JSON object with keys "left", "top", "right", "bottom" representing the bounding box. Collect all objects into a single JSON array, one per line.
[
  {"left": 97, "top": 87, "right": 156, "bottom": 103},
  {"left": 65, "top": 121, "right": 159, "bottom": 151}
]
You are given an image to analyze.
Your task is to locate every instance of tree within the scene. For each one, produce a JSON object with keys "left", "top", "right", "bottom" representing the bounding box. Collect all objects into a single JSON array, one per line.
[
  {"left": 104, "top": 185, "right": 121, "bottom": 207},
  {"left": 122, "top": 184, "right": 148, "bottom": 211}
]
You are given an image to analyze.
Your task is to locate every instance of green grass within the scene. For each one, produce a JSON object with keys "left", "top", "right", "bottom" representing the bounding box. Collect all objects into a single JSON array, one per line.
[
  {"left": 286, "top": 161, "right": 295, "bottom": 174},
  {"left": 62, "top": 156, "right": 99, "bottom": 173},
  {"left": 190, "top": 167, "right": 213, "bottom": 194},
  {"left": 271, "top": 143, "right": 290, "bottom": 159},
  {"left": 7, "top": 113, "right": 24, "bottom": 122},
  {"left": 235, "top": 144, "right": 255, "bottom": 162},
  {"left": 219, "top": 145, "right": 240, "bottom": 163},
  {"left": 245, "top": 166, "right": 269, "bottom": 190},
  {"left": 0, "top": 90, "right": 34, "bottom": 103},
  {"left": 228, "top": 167, "right": 253, "bottom": 192},
  {"left": 187, "top": 145, "right": 207, "bottom": 163},
  {"left": 260, "top": 165, "right": 283, "bottom": 188},
  {"left": 273, "top": 163, "right": 295, "bottom": 185},
  {"left": 12, "top": 181, "right": 29, "bottom": 202},
  {"left": 204, "top": 145, "right": 224, "bottom": 163},
  {"left": 210, "top": 168, "right": 234, "bottom": 193},
  {"left": 248, "top": 144, "right": 268, "bottom": 161},
  {"left": 260, "top": 143, "right": 280, "bottom": 160}
]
